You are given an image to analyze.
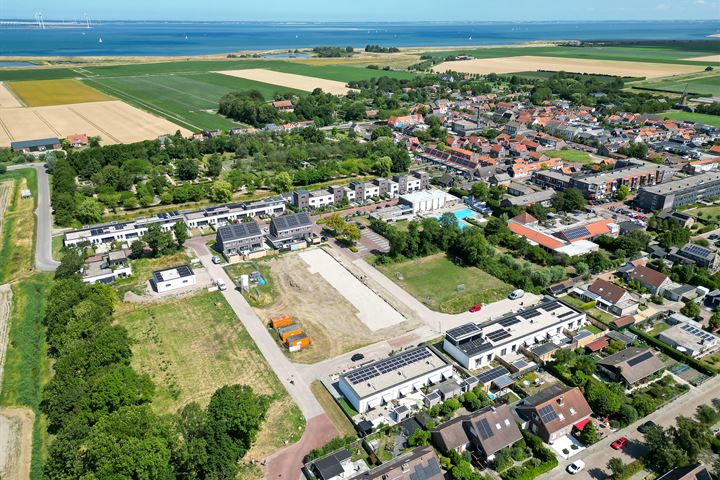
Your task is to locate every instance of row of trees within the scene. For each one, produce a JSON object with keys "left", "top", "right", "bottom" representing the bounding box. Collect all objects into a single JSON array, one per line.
[{"left": 44, "top": 259, "right": 271, "bottom": 479}]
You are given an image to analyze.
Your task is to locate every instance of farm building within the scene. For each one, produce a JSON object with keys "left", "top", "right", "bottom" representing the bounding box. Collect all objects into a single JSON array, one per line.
[
  {"left": 151, "top": 265, "right": 196, "bottom": 293},
  {"left": 67, "top": 133, "right": 89, "bottom": 148},
  {"left": 215, "top": 221, "right": 265, "bottom": 257},
  {"left": 10, "top": 137, "right": 62, "bottom": 155},
  {"left": 338, "top": 346, "right": 453, "bottom": 414},
  {"left": 443, "top": 297, "right": 586, "bottom": 370}
]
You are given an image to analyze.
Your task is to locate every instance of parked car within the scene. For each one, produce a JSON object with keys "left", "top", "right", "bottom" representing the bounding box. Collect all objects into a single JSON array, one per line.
[
  {"left": 216, "top": 278, "right": 227, "bottom": 291},
  {"left": 469, "top": 304, "right": 482, "bottom": 313},
  {"left": 567, "top": 460, "right": 585, "bottom": 474},
  {"left": 637, "top": 421, "right": 657, "bottom": 433},
  {"left": 509, "top": 289, "right": 525, "bottom": 300},
  {"left": 350, "top": 353, "right": 365, "bottom": 362},
  {"left": 611, "top": 437, "right": 628, "bottom": 450},
  {"left": 212, "top": 255, "right": 222, "bottom": 264},
  {"left": 354, "top": 221, "right": 366, "bottom": 230}
]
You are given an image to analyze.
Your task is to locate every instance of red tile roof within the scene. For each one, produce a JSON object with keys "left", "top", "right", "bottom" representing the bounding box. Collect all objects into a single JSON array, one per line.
[
  {"left": 508, "top": 222, "right": 565, "bottom": 250},
  {"left": 585, "top": 337, "right": 609, "bottom": 352}
]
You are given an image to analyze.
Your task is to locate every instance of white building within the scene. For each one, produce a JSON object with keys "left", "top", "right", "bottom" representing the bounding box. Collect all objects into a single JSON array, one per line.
[
  {"left": 399, "top": 189, "right": 457, "bottom": 214},
  {"left": 151, "top": 265, "right": 197, "bottom": 293},
  {"left": 338, "top": 346, "right": 453, "bottom": 414},
  {"left": 308, "top": 190, "right": 336, "bottom": 209},
  {"left": 81, "top": 250, "right": 132, "bottom": 284},
  {"left": 658, "top": 322, "right": 718, "bottom": 357},
  {"left": 443, "top": 297, "right": 586, "bottom": 370}
]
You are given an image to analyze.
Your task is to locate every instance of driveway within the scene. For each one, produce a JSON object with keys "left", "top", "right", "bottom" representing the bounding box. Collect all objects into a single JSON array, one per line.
[{"left": 7, "top": 163, "right": 59, "bottom": 271}]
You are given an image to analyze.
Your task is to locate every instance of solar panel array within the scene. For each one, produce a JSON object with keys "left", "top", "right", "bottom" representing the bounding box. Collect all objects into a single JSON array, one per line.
[
  {"left": 499, "top": 316, "right": 521, "bottom": 327},
  {"left": 273, "top": 212, "right": 311, "bottom": 231},
  {"left": 486, "top": 329, "right": 511, "bottom": 342},
  {"left": 520, "top": 309, "right": 542, "bottom": 320},
  {"left": 477, "top": 418, "right": 494, "bottom": 440},
  {"left": 538, "top": 405, "right": 558, "bottom": 424},
  {"left": 626, "top": 351, "right": 654, "bottom": 367},
  {"left": 157, "top": 211, "right": 180, "bottom": 219},
  {"left": 562, "top": 225, "right": 591, "bottom": 241},
  {"left": 544, "top": 301, "right": 564, "bottom": 312},
  {"left": 458, "top": 338, "right": 493, "bottom": 355},
  {"left": 447, "top": 323, "right": 481, "bottom": 340},
  {"left": 558, "top": 310, "right": 576, "bottom": 319},
  {"left": 682, "top": 244, "right": 713, "bottom": 259},
  {"left": 345, "top": 348, "right": 433, "bottom": 385},
  {"left": 681, "top": 324, "right": 716, "bottom": 343},
  {"left": 475, "top": 366, "right": 510, "bottom": 385}
]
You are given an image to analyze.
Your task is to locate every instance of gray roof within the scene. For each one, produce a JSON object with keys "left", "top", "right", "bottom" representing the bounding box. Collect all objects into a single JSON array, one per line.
[
  {"left": 640, "top": 171, "right": 720, "bottom": 196},
  {"left": 217, "top": 221, "right": 262, "bottom": 242},
  {"left": 311, "top": 449, "right": 351, "bottom": 480},
  {"left": 598, "top": 347, "right": 665, "bottom": 385},
  {"left": 272, "top": 212, "right": 312, "bottom": 232},
  {"left": 10, "top": 137, "right": 60, "bottom": 149},
  {"left": 529, "top": 342, "right": 559, "bottom": 357}
]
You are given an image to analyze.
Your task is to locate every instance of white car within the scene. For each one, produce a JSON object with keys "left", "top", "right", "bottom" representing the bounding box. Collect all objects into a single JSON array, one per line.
[
  {"left": 567, "top": 460, "right": 585, "bottom": 475},
  {"left": 509, "top": 289, "right": 525, "bottom": 300},
  {"left": 216, "top": 278, "right": 227, "bottom": 291}
]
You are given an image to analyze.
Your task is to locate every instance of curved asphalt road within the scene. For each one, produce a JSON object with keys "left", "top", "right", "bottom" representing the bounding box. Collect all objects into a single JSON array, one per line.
[{"left": 7, "top": 163, "right": 59, "bottom": 271}]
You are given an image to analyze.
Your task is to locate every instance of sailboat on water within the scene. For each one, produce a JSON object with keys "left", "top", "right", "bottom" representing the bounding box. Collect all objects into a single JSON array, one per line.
[{"left": 98, "top": 37, "right": 103, "bottom": 43}]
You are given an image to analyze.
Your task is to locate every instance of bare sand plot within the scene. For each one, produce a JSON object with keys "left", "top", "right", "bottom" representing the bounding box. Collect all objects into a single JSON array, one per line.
[
  {"left": 433, "top": 56, "right": 705, "bottom": 79},
  {"left": 214, "top": 69, "right": 354, "bottom": 95},
  {"left": 0, "top": 100, "right": 191, "bottom": 147},
  {"left": 0, "top": 84, "right": 21, "bottom": 108},
  {"left": 685, "top": 55, "right": 720, "bottom": 63}
]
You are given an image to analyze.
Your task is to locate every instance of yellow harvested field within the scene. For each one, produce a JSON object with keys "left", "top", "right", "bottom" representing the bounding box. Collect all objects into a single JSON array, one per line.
[
  {"left": 684, "top": 55, "right": 720, "bottom": 62},
  {"left": 0, "top": 83, "right": 22, "bottom": 108},
  {"left": 0, "top": 100, "right": 191, "bottom": 147},
  {"left": 7, "top": 79, "right": 112, "bottom": 106},
  {"left": 433, "top": 56, "right": 705, "bottom": 79},
  {"left": 214, "top": 68, "right": 354, "bottom": 95}
]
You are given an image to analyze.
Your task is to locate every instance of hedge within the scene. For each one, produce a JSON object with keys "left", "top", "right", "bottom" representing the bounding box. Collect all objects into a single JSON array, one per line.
[
  {"left": 628, "top": 326, "right": 717, "bottom": 376},
  {"left": 500, "top": 458, "right": 557, "bottom": 480}
]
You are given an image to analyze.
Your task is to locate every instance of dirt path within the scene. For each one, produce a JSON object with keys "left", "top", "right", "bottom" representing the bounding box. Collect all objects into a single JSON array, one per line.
[{"left": 0, "top": 407, "right": 34, "bottom": 480}]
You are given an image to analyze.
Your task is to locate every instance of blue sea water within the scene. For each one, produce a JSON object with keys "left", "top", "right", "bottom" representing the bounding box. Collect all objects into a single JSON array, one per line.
[{"left": 0, "top": 20, "right": 718, "bottom": 57}]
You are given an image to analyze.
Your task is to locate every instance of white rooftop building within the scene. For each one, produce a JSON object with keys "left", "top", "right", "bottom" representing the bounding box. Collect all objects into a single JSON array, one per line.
[{"left": 399, "top": 189, "right": 457, "bottom": 214}]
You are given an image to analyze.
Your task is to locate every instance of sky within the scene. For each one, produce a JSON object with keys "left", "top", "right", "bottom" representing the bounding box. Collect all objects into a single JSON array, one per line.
[{"left": 0, "top": 0, "right": 718, "bottom": 21}]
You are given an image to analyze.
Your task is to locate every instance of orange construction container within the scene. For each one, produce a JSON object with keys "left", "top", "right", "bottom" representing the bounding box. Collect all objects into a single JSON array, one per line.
[
  {"left": 271, "top": 314, "right": 293, "bottom": 329},
  {"left": 286, "top": 333, "right": 310, "bottom": 352},
  {"left": 278, "top": 324, "right": 303, "bottom": 342}
]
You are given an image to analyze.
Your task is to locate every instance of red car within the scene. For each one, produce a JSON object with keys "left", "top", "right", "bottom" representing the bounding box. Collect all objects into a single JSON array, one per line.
[
  {"left": 469, "top": 304, "right": 482, "bottom": 313},
  {"left": 611, "top": 437, "right": 628, "bottom": 450}
]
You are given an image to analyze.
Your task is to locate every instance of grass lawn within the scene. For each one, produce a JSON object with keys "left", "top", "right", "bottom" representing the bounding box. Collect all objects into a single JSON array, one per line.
[
  {"left": 0, "top": 169, "right": 37, "bottom": 284},
  {"left": 559, "top": 295, "right": 614, "bottom": 325},
  {"left": 51, "top": 235, "right": 64, "bottom": 261},
  {"left": 0, "top": 274, "right": 52, "bottom": 479},
  {"left": 7, "top": 79, "right": 112, "bottom": 106},
  {"left": 662, "top": 111, "right": 720, "bottom": 127},
  {"left": 646, "top": 320, "right": 673, "bottom": 337},
  {"left": 378, "top": 253, "right": 514, "bottom": 314},
  {"left": 113, "top": 251, "right": 191, "bottom": 298},
  {"left": 225, "top": 261, "right": 277, "bottom": 308},
  {"left": 114, "top": 291, "right": 305, "bottom": 458},
  {"left": 545, "top": 149, "right": 595, "bottom": 164},
  {"left": 310, "top": 381, "right": 356, "bottom": 437}
]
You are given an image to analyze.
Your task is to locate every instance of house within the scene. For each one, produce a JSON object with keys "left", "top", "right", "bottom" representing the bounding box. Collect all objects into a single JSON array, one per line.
[
  {"left": 656, "top": 463, "right": 712, "bottom": 480},
  {"left": 10, "top": 137, "right": 62, "bottom": 155},
  {"left": 515, "top": 384, "right": 592, "bottom": 443},
  {"left": 658, "top": 322, "right": 719, "bottom": 358},
  {"left": 305, "top": 448, "right": 362, "bottom": 480},
  {"left": 150, "top": 265, "right": 196, "bottom": 293},
  {"left": 623, "top": 265, "right": 673, "bottom": 295},
  {"left": 526, "top": 343, "right": 560, "bottom": 363},
  {"left": 435, "top": 380, "right": 462, "bottom": 401},
  {"left": 598, "top": 347, "right": 665, "bottom": 387},
  {"left": 67, "top": 133, "right": 89, "bottom": 148},
  {"left": 352, "top": 446, "right": 443, "bottom": 480},
  {"left": 215, "top": 221, "right": 265, "bottom": 257},
  {"left": 610, "top": 315, "right": 637, "bottom": 329},
  {"left": 431, "top": 415, "right": 471, "bottom": 453},
  {"left": 81, "top": 250, "right": 132, "bottom": 284},
  {"left": 272, "top": 100, "right": 294, "bottom": 111},
  {"left": 581, "top": 278, "right": 638, "bottom": 316},
  {"left": 267, "top": 212, "right": 313, "bottom": 249},
  {"left": 668, "top": 243, "right": 719, "bottom": 272}
]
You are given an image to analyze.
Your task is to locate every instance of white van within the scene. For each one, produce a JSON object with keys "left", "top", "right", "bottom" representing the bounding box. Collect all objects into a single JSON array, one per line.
[
  {"left": 509, "top": 289, "right": 525, "bottom": 300},
  {"left": 216, "top": 278, "right": 227, "bottom": 291}
]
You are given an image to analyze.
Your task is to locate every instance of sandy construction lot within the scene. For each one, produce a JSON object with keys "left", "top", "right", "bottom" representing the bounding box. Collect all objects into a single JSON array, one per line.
[
  {"left": 0, "top": 100, "right": 191, "bottom": 147},
  {"left": 214, "top": 69, "right": 354, "bottom": 95},
  {"left": 0, "top": 84, "right": 21, "bottom": 108},
  {"left": 433, "top": 56, "right": 705, "bottom": 79}
]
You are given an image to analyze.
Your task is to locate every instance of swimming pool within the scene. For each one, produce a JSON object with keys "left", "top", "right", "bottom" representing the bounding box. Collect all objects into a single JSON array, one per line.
[{"left": 434, "top": 208, "right": 477, "bottom": 229}]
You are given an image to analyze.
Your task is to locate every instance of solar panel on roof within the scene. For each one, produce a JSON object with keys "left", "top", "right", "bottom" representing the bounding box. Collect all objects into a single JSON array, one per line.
[
  {"left": 346, "top": 348, "right": 433, "bottom": 385},
  {"left": 538, "top": 405, "right": 558, "bottom": 424},
  {"left": 520, "top": 310, "right": 542, "bottom": 320},
  {"left": 499, "top": 317, "right": 521, "bottom": 327},
  {"left": 477, "top": 418, "right": 494, "bottom": 440},
  {"left": 486, "top": 329, "right": 511, "bottom": 342},
  {"left": 544, "top": 301, "right": 563, "bottom": 311},
  {"left": 627, "top": 351, "right": 654, "bottom": 367},
  {"left": 563, "top": 226, "right": 591, "bottom": 241},
  {"left": 448, "top": 324, "right": 480, "bottom": 339},
  {"left": 683, "top": 244, "right": 712, "bottom": 258},
  {"left": 475, "top": 366, "right": 510, "bottom": 385},
  {"left": 558, "top": 310, "right": 575, "bottom": 319}
]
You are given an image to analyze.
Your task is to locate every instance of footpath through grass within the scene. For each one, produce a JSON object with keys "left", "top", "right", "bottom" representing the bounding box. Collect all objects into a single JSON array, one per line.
[
  {"left": 377, "top": 253, "right": 514, "bottom": 314},
  {"left": 114, "top": 291, "right": 305, "bottom": 458},
  {"left": 0, "top": 274, "right": 51, "bottom": 480},
  {"left": 0, "top": 169, "right": 37, "bottom": 283}
]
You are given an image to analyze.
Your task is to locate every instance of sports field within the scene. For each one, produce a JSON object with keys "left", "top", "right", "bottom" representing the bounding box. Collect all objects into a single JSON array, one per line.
[
  {"left": 6, "top": 79, "right": 112, "bottom": 106},
  {"left": 377, "top": 253, "right": 514, "bottom": 314},
  {"left": 634, "top": 72, "right": 720, "bottom": 96},
  {"left": 0, "top": 100, "right": 191, "bottom": 147},
  {"left": 214, "top": 69, "right": 354, "bottom": 94},
  {"left": 544, "top": 149, "right": 595, "bottom": 164},
  {"left": 433, "top": 56, "right": 705, "bottom": 79}
]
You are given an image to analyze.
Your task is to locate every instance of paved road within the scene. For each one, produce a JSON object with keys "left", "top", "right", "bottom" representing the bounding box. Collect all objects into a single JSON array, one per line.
[
  {"left": 7, "top": 163, "right": 59, "bottom": 271},
  {"left": 539, "top": 375, "right": 720, "bottom": 480}
]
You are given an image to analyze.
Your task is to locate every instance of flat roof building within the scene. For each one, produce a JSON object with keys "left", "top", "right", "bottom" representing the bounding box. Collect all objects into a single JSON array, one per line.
[
  {"left": 636, "top": 172, "right": 720, "bottom": 212},
  {"left": 338, "top": 346, "right": 453, "bottom": 414},
  {"left": 443, "top": 297, "right": 586, "bottom": 370},
  {"left": 658, "top": 322, "right": 719, "bottom": 358},
  {"left": 151, "top": 265, "right": 196, "bottom": 293},
  {"left": 399, "top": 189, "right": 457, "bottom": 214}
]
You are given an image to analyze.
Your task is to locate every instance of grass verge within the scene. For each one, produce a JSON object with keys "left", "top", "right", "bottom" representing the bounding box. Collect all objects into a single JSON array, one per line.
[
  {"left": 0, "top": 169, "right": 37, "bottom": 283},
  {"left": 310, "top": 381, "right": 356, "bottom": 437}
]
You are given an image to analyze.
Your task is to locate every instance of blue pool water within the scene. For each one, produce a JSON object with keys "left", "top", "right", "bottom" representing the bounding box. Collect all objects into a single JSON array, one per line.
[{"left": 435, "top": 208, "right": 477, "bottom": 229}]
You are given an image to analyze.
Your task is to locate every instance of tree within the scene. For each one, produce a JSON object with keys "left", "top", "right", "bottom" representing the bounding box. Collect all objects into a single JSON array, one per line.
[
  {"left": 551, "top": 188, "right": 586, "bottom": 212},
  {"left": 449, "top": 460, "right": 476, "bottom": 480},
  {"left": 373, "top": 156, "right": 393, "bottom": 177},
  {"left": 371, "top": 126, "right": 393, "bottom": 140},
  {"left": 709, "top": 311, "right": 720, "bottom": 332},
  {"left": 324, "top": 214, "right": 346, "bottom": 233},
  {"left": 143, "top": 224, "right": 174, "bottom": 257},
  {"left": 470, "top": 182, "right": 489, "bottom": 201},
  {"left": 55, "top": 247, "right": 85, "bottom": 279},
  {"left": 607, "top": 458, "right": 628, "bottom": 480},
  {"left": 407, "top": 429, "right": 431, "bottom": 447},
  {"left": 578, "top": 420, "right": 598, "bottom": 445},
  {"left": 695, "top": 404, "right": 719, "bottom": 426},
  {"left": 130, "top": 239, "right": 145, "bottom": 258},
  {"left": 585, "top": 381, "right": 623, "bottom": 417},
  {"left": 644, "top": 424, "right": 690, "bottom": 472},
  {"left": 173, "top": 221, "right": 189, "bottom": 249},
  {"left": 176, "top": 158, "right": 199, "bottom": 181},
  {"left": 207, "top": 155, "right": 223, "bottom": 178},
  {"left": 680, "top": 300, "right": 701, "bottom": 320},
  {"left": 618, "top": 404, "right": 639, "bottom": 426},
  {"left": 341, "top": 223, "right": 362, "bottom": 245},
  {"left": 76, "top": 197, "right": 104, "bottom": 224},
  {"left": 273, "top": 172, "right": 293, "bottom": 193},
  {"left": 210, "top": 179, "right": 233, "bottom": 203},
  {"left": 615, "top": 184, "right": 630, "bottom": 201}
]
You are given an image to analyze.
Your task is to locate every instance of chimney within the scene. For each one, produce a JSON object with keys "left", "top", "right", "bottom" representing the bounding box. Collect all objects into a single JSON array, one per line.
[{"left": 557, "top": 397, "right": 564, "bottom": 406}]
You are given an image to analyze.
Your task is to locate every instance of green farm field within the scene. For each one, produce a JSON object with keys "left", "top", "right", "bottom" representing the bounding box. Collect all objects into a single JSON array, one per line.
[
  {"left": 663, "top": 111, "right": 720, "bottom": 127},
  {"left": 634, "top": 72, "right": 720, "bottom": 96},
  {"left": 377, "top": 253, "right": 514, "bottom": 314}
]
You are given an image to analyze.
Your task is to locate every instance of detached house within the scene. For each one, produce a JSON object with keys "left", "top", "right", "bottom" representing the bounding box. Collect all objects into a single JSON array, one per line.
[
  {"left": 515, "top": 385, "right": 592, "bottom": 443},
  {"left": 581, "top": 278, "right": 638, "bottom": 317},
  {"left": 623, "top": 265, "right": 673, "bottom": 295},
  {"left": 598, "top": 347, "right": 665, "bottom": 388}
]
